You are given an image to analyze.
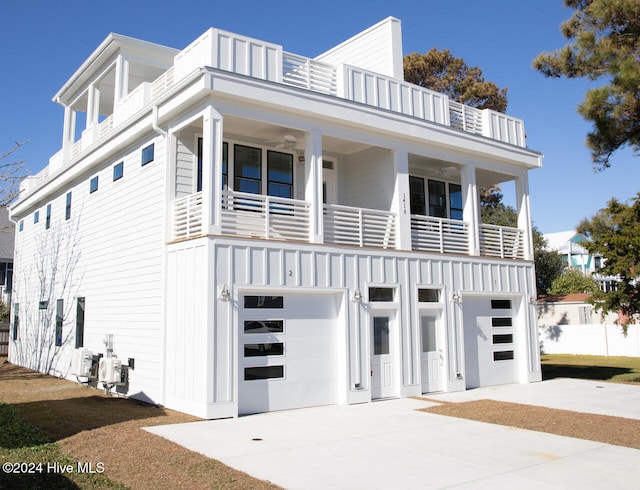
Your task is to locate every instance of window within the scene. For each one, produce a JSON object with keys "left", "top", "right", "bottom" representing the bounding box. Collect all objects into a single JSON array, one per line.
[
  {"left": 45, "top": 204, "right": 51, "bottom": 229},
  {"left": 373, "top": 317, "right": 390, "bottom": 355},
  {"left": 65, "top": 192, "right": 72, "bottom": 220},
  {"left": 18, "top": 221, "right": 23, "bottom": 232},
  {"left": 75, "top": 297, "right": 85, "bottom": 348},
  {"left": 55, "top": 299, "right": 63, "bottom": 347},
  {"left": 244, "top": 320, "right": 284, "bottom": 334},
  {"left": 449, "top": 183, "right": 463, "bottom": 220},
  {"left": 141, "top": 143, "right": 154, "bottom": 166},
  {"left": 244, "top": 365, "right": 284, "bottom": 380},
  {"left": 491, "top": 299, "right": 512, "bottom": 309},
  {"left": 428, "top": 180, "right": 447, "bottom": 218},
  {"left": 492, "top": 334, "right": 513, "bottom": 344},
  {"left": 267, "top": 150, "right": 293, "bottom": 199},
  {"left": 409, "top": 176, "right": 426, "bottom": 215},
  {"left": 369, "top": 287, "right": 395, "bottom": 302},
  {"left": 492, "top": 317, "right": 513, "bottom": 327},
  {"left": 90, "top": 176, "right": 99, "bottom": 194},
  {"left": 421, "top": 316, "right": 437, "bottom": 353},
  {"left": 12, "top": 303, "right": 18, "bottom": 341},
  {"left": 222, "top": 142, "right": 228, "bottom": 190},
  {"left": 244, "top": 343, "right": 284, "bottom": 357},
  {"left": 113, "top": 162, "right": 124, "bottom": 181},
  {"left": 234, "top": 145, "right": 262, "bottom": 194},
  {"left": 196, "top": 137, "right": 203, "bottom": 192},
  {"left": 244, "top": 295, "right": 284, "bottom": 309},
  {"left": 34, "top": 211, "right": 39, "bottom": 224},
  {"left": 418, "top": 288, "right": 440, "bottom": 302},
  {"left": 493, "top": 350, "right": 514, "bottom": 361}
]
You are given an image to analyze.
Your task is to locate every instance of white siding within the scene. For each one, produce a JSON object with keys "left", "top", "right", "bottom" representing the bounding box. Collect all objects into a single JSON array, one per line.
[
  {"left": 316, "top": 17, "right": 403, "bottom": 79},
  {"left": 11, "top": 134, "right": 167, "bottom": 404},
  {"left": 175, "top": 128, "right": 198, "bottom": 197},
  {"left": 341, "top": 147, "right": 395, "bottom": 210},
  {"left": 165, "top": 237, "right": 540, "bottom": 418}
]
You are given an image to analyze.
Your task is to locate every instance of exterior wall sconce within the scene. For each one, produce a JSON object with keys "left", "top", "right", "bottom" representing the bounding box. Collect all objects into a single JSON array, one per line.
[
  {"left": 298, "top": 155, "right": 305, "bottom": 163},
  {"left": 352, "top": 288, "right": 362, "bottom": 303},
  {"left": 219, "top": 284, "right": 231, "bottom": 302},
  {"left": 451, "top": 292, "right": 461, "bottom": 304},
  {"left": 529, "top": 296, "right": 537, "bottom": 305}
]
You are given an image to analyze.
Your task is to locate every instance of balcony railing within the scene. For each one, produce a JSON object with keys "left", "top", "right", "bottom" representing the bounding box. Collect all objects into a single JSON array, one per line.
[
  {"left": 172, "top": 192, "right": 204, "bottom": 240},
  {"left": 411, "top": 215, "right": 469, "bottom": 254},
  {"left": 324, "top": 204, "right": 396, "bottom": 249},
  {"left": 170, "top": 192, "right": 526, "bottom": 260},
  {"left": 220, "top": 191, "right": 310, "bottom": 242},
  {"left": 479, "top": 224, "right": 525, "bottom": 259}
]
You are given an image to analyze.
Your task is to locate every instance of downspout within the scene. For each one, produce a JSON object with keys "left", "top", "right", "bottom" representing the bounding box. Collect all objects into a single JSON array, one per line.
[{"left": 152, "top": 103, "right": 169, "bottom": 409}]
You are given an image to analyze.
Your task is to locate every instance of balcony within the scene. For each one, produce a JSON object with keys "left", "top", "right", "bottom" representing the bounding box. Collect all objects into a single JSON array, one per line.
[{"left": 170, "top": 191, "right": 526, "bottom": 260}]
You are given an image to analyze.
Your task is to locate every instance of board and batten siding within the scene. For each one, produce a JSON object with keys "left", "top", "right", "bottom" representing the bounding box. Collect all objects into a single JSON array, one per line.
[
  {"left": 11, "top": 134, "right": 167, "bottom": 404},
  {"left": 165, "top": 236, "right": 539, "bottom": 419}
]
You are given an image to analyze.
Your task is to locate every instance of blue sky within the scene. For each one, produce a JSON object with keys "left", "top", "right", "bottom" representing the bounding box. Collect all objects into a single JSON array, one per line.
[{"left": 1, "top": 0, "right": 638, "bottom": 234}]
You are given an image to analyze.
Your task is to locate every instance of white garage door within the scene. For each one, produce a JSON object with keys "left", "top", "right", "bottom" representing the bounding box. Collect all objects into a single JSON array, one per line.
[
  {"left": 238, "top": 292, "right": 339, "bottom": 415},
  {"left": 463, "top": 297, "right": 519, "bottom": 389}
]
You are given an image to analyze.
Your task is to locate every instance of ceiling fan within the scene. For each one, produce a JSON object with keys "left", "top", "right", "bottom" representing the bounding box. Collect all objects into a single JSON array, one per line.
[{"left": 267, "top": 134, "right": 302, "bottom": 150}]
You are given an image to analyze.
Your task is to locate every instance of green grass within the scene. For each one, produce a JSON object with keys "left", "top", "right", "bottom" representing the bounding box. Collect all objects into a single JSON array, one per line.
[
  {"left": 0, "top": 400, "right": 124, "bottom": 489},
  {"left": 541, "top": 354, "right": 640, "bottom": 385}
]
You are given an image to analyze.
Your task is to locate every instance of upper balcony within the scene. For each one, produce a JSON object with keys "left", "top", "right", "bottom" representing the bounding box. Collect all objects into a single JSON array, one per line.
[{"left": 22, "top": 21, "right": 528, "bottom": 196}]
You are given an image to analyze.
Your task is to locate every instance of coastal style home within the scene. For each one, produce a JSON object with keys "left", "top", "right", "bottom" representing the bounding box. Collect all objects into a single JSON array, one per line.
[{"left": 10, "top": 18, "right": 542, "bottom": 418}]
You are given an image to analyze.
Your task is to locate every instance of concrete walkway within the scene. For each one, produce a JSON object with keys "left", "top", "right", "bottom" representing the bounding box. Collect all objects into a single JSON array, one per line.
[{"left": 146, "top": 380, "right": 640, "bottom": 489}]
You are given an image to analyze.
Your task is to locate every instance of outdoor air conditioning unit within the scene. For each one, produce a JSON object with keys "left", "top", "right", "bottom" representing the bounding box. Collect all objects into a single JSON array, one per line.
[
  {"left": 98, "top": 357, "right": 126, "bottom": 385},
  {"left": 71, "top": 348, "right": 95, "bottom": 378}
]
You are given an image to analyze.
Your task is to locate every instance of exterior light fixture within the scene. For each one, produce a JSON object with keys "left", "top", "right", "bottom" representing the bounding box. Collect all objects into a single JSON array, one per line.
[
  {"left": 451, "top": 292, "right": 461, "bottom": 304},
  {"left": 352, "top": 288, "right": 362, "bottom": 303},
  {"left": 219, "top": 284, "right": 231, "bottom": 302}
]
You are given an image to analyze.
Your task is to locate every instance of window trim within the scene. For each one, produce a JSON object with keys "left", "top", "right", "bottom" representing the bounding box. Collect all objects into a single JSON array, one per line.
[
  {"left": 55, "top": 299, "right": 64, "bottom": 347},
  {"left": 45, "top": 204, "right": 51, "bottom": 229},
  {"left": 65, "top": 192, "right": 72, "bottom": 220},
  {"left": 89, "top": 176, "right": 99, "bottom": 194},
  {"left": 75, "top": 297, "right": 85, "bottom": 349}
]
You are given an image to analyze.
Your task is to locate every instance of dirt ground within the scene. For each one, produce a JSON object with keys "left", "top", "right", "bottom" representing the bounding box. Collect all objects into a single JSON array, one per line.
[{"left": 2, "top": 358, "right": 639, "bottom": 489}]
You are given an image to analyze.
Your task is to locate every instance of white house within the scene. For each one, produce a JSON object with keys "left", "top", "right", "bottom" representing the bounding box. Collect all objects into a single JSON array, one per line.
[{"left": 9, "top": 17, "right": 542, "bottom": 418}]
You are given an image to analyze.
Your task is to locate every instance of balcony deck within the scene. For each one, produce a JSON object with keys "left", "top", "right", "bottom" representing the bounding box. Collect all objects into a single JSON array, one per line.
[{"left": 171, "top": 191, "right": 526, "bottom": 260}]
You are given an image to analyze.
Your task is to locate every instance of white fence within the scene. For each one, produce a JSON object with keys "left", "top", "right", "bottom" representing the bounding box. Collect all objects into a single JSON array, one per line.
[
  {"left": 539, "top": 323, "right": 640, "bottom": 357},
  {"left": 324, "top": 204, "right": 396, "bottom": 249},
  {"left": 411, "top": 215, "right": 469, "bottom": 254},
  {"left": 480, "top": 224, "right": 525, "bottom": 259}
]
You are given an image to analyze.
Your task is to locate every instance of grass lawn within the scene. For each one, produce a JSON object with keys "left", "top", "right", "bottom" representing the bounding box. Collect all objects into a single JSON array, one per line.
[{"left": 541, "top": 353, "right": 640, "bottom": 385}]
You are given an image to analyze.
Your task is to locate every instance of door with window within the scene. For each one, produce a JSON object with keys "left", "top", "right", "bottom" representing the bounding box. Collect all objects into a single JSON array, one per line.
[
  {"left": 371, "top": 314, "right": 396, "bottom": 399},
  {"left": 420, "top": 314, "right": 445, "bottom": 393},
  {"left": 322, "top": 159, "right": 336, "bottom": 205}
]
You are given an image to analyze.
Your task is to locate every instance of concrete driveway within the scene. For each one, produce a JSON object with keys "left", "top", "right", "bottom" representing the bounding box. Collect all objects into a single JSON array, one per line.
[{"left": 146, "top": 379, "right": 640, "bottom": 489}]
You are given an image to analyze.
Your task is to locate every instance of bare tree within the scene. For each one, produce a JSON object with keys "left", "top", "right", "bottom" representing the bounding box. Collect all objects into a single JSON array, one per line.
[
  {"left": 0, "top": 140, "right": 30, "bottom": 206},
  {"left": 12, "top": 215, "right": 82, "bottom": 375}
]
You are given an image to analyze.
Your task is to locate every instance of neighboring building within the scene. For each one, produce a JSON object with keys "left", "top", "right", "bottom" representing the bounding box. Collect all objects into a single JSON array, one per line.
[
  {"left": 9, "top": 18, "right": 543, "bottom": 418},
  {"left": 544, "top": 230, "right": 616, "bottom": 291},
  {"left": 0, "top": 207, "right": 14, "bottom": 306}
]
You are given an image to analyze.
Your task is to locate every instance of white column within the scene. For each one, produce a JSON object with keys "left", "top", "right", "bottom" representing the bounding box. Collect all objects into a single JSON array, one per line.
[
  {"left": 62, "top": 105, "right": 75, "bottom": 161},
  {"left": 461, "top": 164, "right": 480, "bottom": 256},
  {"left": 391, "top": 149, "right": 412, "bottom": 250},
  {"left": 204, "top": 105, "right": 224, "bottom": 235},
  {"left": 114, "top": 55, "right": 129, "bottom": 105},
  {"left": 304, "top": 130, "right": 323, "bottom": 243},
  {"left": 516, "top": 171, "right": 534, "bottom": 261}
]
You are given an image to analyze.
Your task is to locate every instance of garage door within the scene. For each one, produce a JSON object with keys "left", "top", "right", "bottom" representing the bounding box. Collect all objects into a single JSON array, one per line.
[
  {"left": 238, "top": 292, "right": 339, "bottom": 415},
  {"left": 463, "top": 297, "right": 519, "bottom": 389}
]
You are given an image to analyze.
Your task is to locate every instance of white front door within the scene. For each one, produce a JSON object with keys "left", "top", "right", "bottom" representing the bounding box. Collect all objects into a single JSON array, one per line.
[
  {"left": 420, "top": 314, "right": 445, "bottom": 393},
  {"left": 371, "top": 315, "right": 396, "bottom": 399}
]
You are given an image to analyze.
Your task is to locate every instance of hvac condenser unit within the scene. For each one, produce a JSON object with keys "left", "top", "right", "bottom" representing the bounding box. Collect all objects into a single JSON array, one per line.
[
  {"left": 98, "top": 357, "right": 125, "bottom": 385},
  {"left": 71, "top": 348, "right": 94, "bottom": 377}
]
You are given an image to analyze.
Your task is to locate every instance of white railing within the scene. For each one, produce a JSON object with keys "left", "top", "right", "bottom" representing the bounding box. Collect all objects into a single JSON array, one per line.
[
  {"left": 411, "top": 215, "right": 469, "bottom": 254},
  {"left": 221, "top": 191, "right": 310, "bottom": 242},
  {"left": 151, "top": 66, "right": 175, "bottom": 100},
  {"left": 449, "top": 101, "right": 483, "bottom": 135},
  {"left": 479, "top": 224, "right": 525, "bottom": 259},
  {"left": 342, "top": 65, "right": 449, "bottom": 125},
  {"left": 283, "top": 52, "right": 337, "bottom": 95},
  {"left": 171, "top": 192, "right": 203, "bottom": 240},
  {"left": 324, "top": 204, "right": 396, "bottom": 249}
]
